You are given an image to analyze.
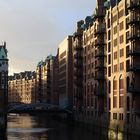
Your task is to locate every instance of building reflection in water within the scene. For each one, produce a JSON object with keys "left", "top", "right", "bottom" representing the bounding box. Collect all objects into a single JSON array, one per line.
[
  {"left": 0, "top": 132, "right": 7, "bottom": 140},
  {"left": 7, "top": 114, "right": 49, "bottom": 140},
  {"left": 7, "top": 114, "right": 140, "bottom": 140},
  {"left": 7, "top": 114, "right": 107, "bottom": 140}
]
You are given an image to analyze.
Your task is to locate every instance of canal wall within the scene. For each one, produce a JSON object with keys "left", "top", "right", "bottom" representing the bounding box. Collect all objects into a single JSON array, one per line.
[
  {"left": 0, "top": 111, "right": 6, "bottom": 132},
  {"left": 73, "top": 114, "right": 140, "bottom": 140}
]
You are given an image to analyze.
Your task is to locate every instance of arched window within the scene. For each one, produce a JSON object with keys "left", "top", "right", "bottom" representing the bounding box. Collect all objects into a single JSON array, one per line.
[
  {"left": 113, "top": 76, "right": 117, "bottom": 94},
  {"left": 94, "top": 84, "right": 97, "bottom": 94},
  {"left": 108, "top": 12, "right": 110, "bottom": 28},
  {"left": 126, "top": 76, "right": 130, "bottom": 91},
  {"left": 119, "top": 75, "right": 124, "bottom": 108},
  {"left": 91, "top": 83, "right": 93, "bottom": 93},
  {"left": 95, "top": 98, "right": 97, "bottom": 109},
  {"left": 119, "top": 75, "right": 124, "bottom": 93},
  {"left": 113, "top": 76, "right": 117, "bottom": 108},
  {"left": 87, "top": 83, "right": 90, "bottom": 93},
  {"left": 109, "top": 98, "right": 111, "bottom": 110},
  {"left": 127, "top": 96, "right": 130, "bottom": 111},
  {"left": 108, "top": 80, "right": 111, "bottom": 94}
]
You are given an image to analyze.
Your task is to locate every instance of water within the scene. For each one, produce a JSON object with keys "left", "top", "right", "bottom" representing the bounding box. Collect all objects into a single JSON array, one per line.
[
  {"left": 0, "top": 113, "right": 139, "bottom": 140},
  {"left": 6, "top": 113, "right": 106, "bottom": 140}
]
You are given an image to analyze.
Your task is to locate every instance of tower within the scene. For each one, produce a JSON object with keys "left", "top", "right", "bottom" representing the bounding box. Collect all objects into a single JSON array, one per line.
[{"left": 0, "top": 42, "right": 8, "bottom": 130}]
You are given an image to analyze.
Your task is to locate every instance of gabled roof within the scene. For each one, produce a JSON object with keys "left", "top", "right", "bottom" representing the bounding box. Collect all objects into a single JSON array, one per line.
[
  {"left": 45, "top": 54, "right": 55, "bottom": 63},
  {"left": 0, "top": 42, "right": 8, "bottom": 60},
  {"left": 37, "top": 60, "right": 44, "bottom": 67}
]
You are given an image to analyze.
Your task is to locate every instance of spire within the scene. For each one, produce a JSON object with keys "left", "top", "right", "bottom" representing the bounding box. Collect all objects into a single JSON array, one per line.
[{"left": 0, "top": 43, "right": 8, "bottom": 59}]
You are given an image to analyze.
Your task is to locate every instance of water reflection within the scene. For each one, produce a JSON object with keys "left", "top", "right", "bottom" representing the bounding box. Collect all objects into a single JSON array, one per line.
[
  {"left": 7, "top": 113, "right": 107, "bottom": 140},
  {"left": 0, "top": 132, "right": 7, "bottom": 140},
  {"left": 2, "top": 113, "right": 139, "bottom": 140},
  {"left": 7, "top": 114, "right": 50, "bottom": 140}
]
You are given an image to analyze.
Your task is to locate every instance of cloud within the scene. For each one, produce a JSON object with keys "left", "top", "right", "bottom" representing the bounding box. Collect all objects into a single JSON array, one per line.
[{"left": 0, "top": 0, "right": 96, "bottom": 75}]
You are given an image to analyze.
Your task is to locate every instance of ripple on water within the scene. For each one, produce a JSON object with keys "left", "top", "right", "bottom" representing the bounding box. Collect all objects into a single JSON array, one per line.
[{"left": 7, "top": 128, "right": 53, "bottom": 133}]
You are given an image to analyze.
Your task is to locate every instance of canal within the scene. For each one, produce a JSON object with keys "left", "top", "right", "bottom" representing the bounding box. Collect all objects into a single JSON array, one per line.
[
  {"left": 5, "top": 113, "right": 107, "bottom": 140},
  {"left": 0, "top": 113, "right": 139, "bottom": 140}
]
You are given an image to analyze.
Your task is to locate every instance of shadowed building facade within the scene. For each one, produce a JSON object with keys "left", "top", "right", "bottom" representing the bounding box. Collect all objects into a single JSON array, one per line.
[
  {"left": 94, "top": 0, "right": 106, "bottom": 119},
  {"left": 0, "top": 42, "right": 8, "bottom": 129},
  {"left": 72, "top": 14, "right": 106, "bottom": 122},
  {"left": 72, "top": 20, "right": 84, "bottom": 117},
  {"left": 126, "top": 0, "right": 140, "bottom": 126},
  {"left": 82, "top": 16, "right": 96, "bottom": 122}
]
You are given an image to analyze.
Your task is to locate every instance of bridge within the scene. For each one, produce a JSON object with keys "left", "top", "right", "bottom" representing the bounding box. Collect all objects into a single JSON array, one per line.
[{"left": 7, "top": 103, "right": 73, "bottom": 114}]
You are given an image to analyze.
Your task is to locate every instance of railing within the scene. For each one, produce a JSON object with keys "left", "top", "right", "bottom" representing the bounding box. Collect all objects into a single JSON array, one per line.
[
  {"left": 74, "top": 53, "right": 83, "bottom": 59},
  {"left": 127, "top": 32, "right": 140, "bottom": 40},
  {"left": 128, "top": 48, "right": 140, "bottom": 56},
  {"left": 75, "top": 92, "right": 83, "bottom": 99},
  {"left": 94, "top": 40, "right": 105, "bottom": 47},
  {"left": 94, "top": 88, "right": 105, "bottom": 97},
  {"left": 127, "top": 0, "right": 140, "bottom": 9},
  {"left": 73, "top": 32, "right": 82, "bottom": 37},
  {"left": 74, "top": 71, "right": 83, "bottom": 77},
  {"left": 94, "top": 26, "right": 105, "bottom": 35},
  {"left": 128, "top": 86, "right": 140, "bottom": 94},
  {"left": 127, "top": 64, "right": 140, "bottom": 72},
  {"left": 95, "top": 51, "right": 106, "bottom": 58},
  {"left": 127, "top": 16, "right": 140, "bottom": 25},
  {"left": 7, "top": 103, "right": 73, "bottom": 114},
  {"left": 94, "top": 74, "right": 105, "bottom": 80},
  {"left": 74, "top": 81, "right": 82, "bottom": 87},
  {"left": 132, "top": 109, "right": 140, "bottom": 114},
  {"left": 93, "top": 8, "right": 105, "bottom": 19},
  {"left": 74, "top": 45, "right": 82, "bottom": 51},
  {"left": 74, "top": 62, "right": 83, "bottom": 68},
  {"left": 95, "top": 63, "right": 106, "bottom": 69}
]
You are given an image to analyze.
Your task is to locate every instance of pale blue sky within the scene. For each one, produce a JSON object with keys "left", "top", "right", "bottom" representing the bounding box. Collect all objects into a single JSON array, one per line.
[{"left": 0, "top": 0, "right": 96, "bottom": 74}]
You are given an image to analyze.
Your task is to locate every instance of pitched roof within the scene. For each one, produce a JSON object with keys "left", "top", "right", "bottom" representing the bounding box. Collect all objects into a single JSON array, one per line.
[{"left": 0, "top": 42, "right": 8, "bottom": 60}]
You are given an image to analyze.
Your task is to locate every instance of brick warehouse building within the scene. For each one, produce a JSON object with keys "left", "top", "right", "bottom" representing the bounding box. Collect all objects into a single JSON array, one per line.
[{"left": 7, "top": 0, "right": 140, "bottom": 136}]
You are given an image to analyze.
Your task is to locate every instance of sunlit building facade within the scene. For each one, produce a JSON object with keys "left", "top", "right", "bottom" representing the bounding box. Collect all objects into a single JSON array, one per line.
[
  {"left": 52, "top": 54, "right": 59, "bottom": 105},
  {"left": 36, "top": 60, "right": 47, "bottom": 103},
  {"left": 36, "top": 55, "right": 55, "bottom": 103},
  {"left": 72, "top": 0, "right": 140, "bottom": 133},
  {"left": 58, "top": 36, "right": 73, "bottom": 108},
  {"left": 104, "top": 0, "right": 140, "bottom": 134},
  {"left": 45, "top": 55, "right": 55, "bottom": 104},
  {"left": 8, "top": 71, "right": 36, "bottom": 104}
]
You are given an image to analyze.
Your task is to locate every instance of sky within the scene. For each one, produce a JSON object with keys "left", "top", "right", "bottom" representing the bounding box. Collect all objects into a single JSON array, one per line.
[{"left": 0, "top": 0, "right": 96, "bottom": 75}]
